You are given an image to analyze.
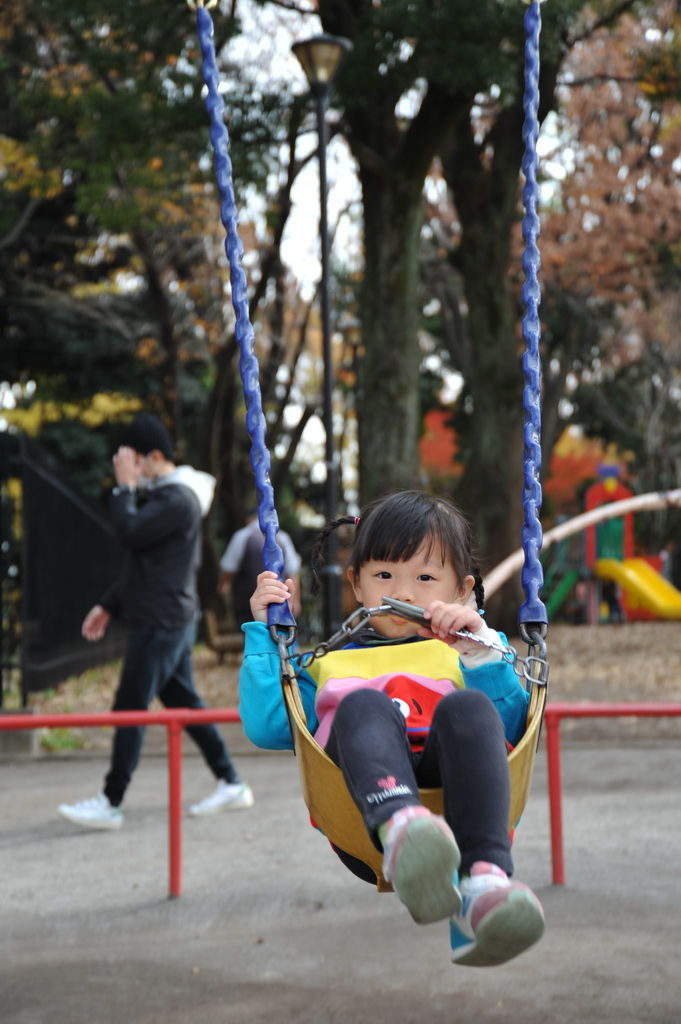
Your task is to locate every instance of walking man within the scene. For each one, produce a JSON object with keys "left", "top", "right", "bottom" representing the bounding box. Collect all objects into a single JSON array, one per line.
[{"left": 58, "top": 412, "right": 253, "bottom": 829}]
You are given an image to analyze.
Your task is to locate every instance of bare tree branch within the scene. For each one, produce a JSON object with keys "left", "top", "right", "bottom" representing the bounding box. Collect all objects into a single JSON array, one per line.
[
  {"left": 569, "top": 0, "right": 641, "bottom": 46},
  {"left": 0, "top": 198, "right": 41, "bottom": 250}
]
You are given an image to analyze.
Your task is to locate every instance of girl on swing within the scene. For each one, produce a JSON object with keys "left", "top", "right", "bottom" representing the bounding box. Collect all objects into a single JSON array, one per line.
[{"left": 239, "top": 490, "right": 544, "bottom": 967}]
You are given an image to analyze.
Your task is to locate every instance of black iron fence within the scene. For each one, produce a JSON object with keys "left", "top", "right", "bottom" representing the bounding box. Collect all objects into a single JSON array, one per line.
[{"left": 1, "top": 433, "right": 125, "bottom": 706}]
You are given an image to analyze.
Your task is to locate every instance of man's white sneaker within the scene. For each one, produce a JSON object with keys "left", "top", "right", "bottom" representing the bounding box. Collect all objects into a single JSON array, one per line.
[
  {"left": 58, "top": 793, "right": 124, "bottom": 831},
  {"left": 189, "top": 781, "right": 254, "bottom": 816}
]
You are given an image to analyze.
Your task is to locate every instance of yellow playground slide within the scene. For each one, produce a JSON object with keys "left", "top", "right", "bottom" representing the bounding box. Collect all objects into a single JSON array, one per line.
[{"left": 595, "top": 558, "right": 681, "bottom": 619}]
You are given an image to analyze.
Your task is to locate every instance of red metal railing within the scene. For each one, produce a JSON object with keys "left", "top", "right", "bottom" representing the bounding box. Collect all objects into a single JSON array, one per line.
[
  {"left": 544, "top": 702, "right": 681, "bottom": 885},
  {"left": 4, "top": 701, "right": 681, "bottom": 893},
  {"left": 0, "top": 708, "right": 240, "bottom": 897}
]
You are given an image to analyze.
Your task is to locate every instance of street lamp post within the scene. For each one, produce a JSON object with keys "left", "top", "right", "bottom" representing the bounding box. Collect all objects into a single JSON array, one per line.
[{"left": 292, "top": 34, "right": 352, "bottom": 637}]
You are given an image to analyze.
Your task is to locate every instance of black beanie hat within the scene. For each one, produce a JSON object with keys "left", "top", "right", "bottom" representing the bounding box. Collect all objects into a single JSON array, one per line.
[{"left": 119, "top": 413, "right": 174, "bottom": 460}]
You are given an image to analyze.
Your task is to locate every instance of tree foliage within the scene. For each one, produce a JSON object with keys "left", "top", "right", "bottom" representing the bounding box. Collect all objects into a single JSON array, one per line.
[
  {"left": 307, "top": 0, "right": 665, "bottom": 626},
  {"left": 538, "top": 1, "right": 681, "bottom": 549},
  {"left": 0, "top": 0, "right": 318, "bottom": 546},
  {"left": 3, "top": 0, "right": 681, "bottom": 636}
]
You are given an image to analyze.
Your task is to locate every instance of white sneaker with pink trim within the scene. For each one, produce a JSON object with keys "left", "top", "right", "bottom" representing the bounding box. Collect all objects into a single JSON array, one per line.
[
  {"left": 450, "top": 861, "right": 545, "bottom": 966},
  {"left": 381, "top": 805, "right": 461, "bottom": 925}
]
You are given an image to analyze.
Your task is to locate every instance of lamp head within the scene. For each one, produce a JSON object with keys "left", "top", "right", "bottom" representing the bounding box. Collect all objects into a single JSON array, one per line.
[{"left": 292, "top": 34, "right": 353, "bottom": 94}]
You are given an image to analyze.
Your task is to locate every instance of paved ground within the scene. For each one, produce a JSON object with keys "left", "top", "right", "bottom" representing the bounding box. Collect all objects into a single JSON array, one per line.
[{"left": 1, "top": 724, "right": 680, "bottom": 1023}]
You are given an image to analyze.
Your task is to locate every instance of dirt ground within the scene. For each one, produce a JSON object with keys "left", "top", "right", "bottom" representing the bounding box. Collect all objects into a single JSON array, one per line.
[
  {"left": 5, "top": 614, "right": 679, "bottom": 1024},
  {"left": 5, "top": 620, "right": 681, "bottom": 1024},
  {"left": 26, "top": 620, "right": 681, "bottom": 749},
  {"left": 4, "top": 736, "right": 680, "bottom": 1024}
]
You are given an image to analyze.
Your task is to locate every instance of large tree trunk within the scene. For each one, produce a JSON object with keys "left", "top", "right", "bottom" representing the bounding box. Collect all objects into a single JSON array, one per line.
[
  {"left": 356, "top": 169, "right": 423, "bottom": 503},
  {"left": 440, "top": 60, "right": 560, "bottom": 633},
  {"left": 342, "top": 79, "right": 461, "bottom": 504},
  {"left": 457, "top": 242, "right": 525, "bottom": 632},
  {"left": 442, "top": 105, "right": 530, "bottom": 633}
]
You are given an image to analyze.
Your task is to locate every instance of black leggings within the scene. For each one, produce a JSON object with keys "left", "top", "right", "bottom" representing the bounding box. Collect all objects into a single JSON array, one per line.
[{"left": 324, "top": 687, "right": 513, "bottom": 882}]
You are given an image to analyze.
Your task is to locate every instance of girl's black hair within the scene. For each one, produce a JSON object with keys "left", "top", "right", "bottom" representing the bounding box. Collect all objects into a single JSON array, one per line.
[{"left": 311, "top": 490, "right": 485, "bottom": 610}]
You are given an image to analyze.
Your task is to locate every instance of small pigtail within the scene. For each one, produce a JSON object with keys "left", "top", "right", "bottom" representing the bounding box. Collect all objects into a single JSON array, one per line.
[
  {"left": 472, "top": 565, "right": 485, "bottom": 612},
  {"left": 311, "top": 514, "right": 357, "bottom": 595}
]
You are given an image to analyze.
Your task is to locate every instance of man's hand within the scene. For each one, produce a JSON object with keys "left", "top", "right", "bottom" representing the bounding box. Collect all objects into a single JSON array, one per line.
[
  {"left": 82, "top": 604, "right": 111, "bottom": 642},
  {"left": 112, "top": 446, "right": 141, "bottom": 488},
  {"left": 218, "top": 571, "right": 233, "bottom": 596}
]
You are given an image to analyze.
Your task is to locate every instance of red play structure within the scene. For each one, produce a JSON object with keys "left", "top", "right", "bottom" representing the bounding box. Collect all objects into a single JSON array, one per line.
[
  {"left": 584, "top": 467, "right": 681, "bottom": 624},
  {"left": 485, "top": 473, "right": 681, "bottom": 623}
]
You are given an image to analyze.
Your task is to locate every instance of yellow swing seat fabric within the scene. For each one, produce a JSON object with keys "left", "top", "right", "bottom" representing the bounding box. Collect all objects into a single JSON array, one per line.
[{"left": 281, "top": 661, "right": 547, "bottom": 892}]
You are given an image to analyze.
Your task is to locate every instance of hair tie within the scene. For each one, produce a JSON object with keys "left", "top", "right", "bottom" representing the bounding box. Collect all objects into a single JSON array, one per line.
[{"left": 354, "top": 516, "right": 360, "bottom": 525}]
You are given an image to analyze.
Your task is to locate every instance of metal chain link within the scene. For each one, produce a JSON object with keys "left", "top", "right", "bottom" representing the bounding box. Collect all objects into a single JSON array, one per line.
[{"left": 295, "top": 605, "right": 547, "bottom": 687}]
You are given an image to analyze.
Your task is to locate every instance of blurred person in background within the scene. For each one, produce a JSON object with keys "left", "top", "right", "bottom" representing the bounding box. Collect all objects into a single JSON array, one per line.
[{"left": 58, "top": 412, "right": 253, "bottom": 830}]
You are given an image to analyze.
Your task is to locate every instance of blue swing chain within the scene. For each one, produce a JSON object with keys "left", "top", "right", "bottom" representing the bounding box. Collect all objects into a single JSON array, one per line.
[
  {"left": 193, "top": 1, "right": 548, "bottom": 649},
  {"left": 519, "top": 1, "right": 548, "bottom": 637},
  {"left": 193, "top": 2, "right": 295, "bottom": 631}
]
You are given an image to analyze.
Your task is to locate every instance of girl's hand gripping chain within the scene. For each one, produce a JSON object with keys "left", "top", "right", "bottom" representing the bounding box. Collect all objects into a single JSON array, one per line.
[{"left": 382, "top": 596, "right": 503, "bottom": 667}]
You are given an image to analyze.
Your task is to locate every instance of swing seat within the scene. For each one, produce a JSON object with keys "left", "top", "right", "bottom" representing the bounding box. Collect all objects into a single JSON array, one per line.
[
  {"left": 192, "top": 0, "right": 550, "bottom": 899},
  {"left": 282, "top": 669, "right": 547, "bottom": 892}
]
